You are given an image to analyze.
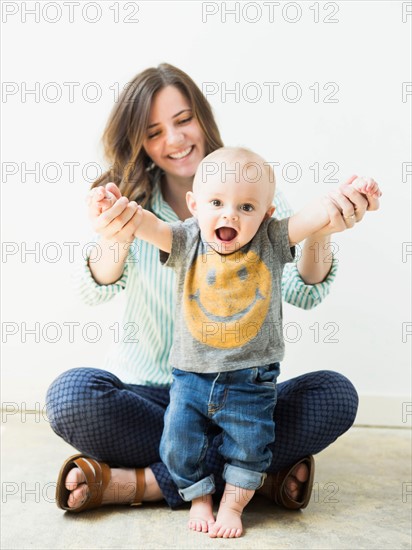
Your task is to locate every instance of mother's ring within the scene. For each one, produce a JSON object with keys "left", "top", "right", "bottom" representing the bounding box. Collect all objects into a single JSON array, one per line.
[{"left": 344, "top": 214, "right": 356, "bottom": 220}]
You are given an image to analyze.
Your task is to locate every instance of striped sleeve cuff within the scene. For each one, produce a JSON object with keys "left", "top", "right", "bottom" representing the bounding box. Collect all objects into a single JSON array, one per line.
[
  {"left": 282, "top": 256, "right": 338, "bottom": 310},
  {"left": 71, "top": 256, "right": 128, "bottom": 306}
]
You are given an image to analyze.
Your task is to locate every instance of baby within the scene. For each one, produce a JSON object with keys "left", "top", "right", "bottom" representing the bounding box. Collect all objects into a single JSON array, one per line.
[{"left": 89, "top": 147, "right": 381, "bottom": 538}]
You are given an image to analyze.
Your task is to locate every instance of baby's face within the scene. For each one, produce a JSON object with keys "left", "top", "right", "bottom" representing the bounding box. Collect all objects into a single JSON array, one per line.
[{"left": 188, "top": 157, "right": 275, "bottom": 254}]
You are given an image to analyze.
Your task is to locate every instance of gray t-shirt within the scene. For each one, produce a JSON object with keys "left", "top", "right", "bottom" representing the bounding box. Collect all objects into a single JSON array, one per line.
[{"left": 160, "top": 216, "right": 295, "bottom": 373}]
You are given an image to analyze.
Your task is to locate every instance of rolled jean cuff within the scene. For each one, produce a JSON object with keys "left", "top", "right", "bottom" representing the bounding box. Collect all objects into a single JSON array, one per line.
[
  {"left": 223, "top": 464, "right": 267, "bottom": 491},
  {"left": 178, "top": 474, "right": 216, "bottom": 502}
]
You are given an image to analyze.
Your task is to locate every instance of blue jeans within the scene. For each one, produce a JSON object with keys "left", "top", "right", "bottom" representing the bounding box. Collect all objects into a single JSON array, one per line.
[
  {"left": 46, "top": 367, "right": 359, "bottom": 509},
  {"left": 160, "top": 364, "right": 280, "bottom": 501}
]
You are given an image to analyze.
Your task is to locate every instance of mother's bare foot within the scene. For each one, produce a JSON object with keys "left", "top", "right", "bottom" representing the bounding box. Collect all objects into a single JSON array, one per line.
[
  {"left": 258, "top": 461, "right": 309, "bottom": 502},
  {"left": 65, "top": 466, "right": 162, "bottom": 509},
  {"left": 284, "top": 462, "right": 309, "bottom": 499}
]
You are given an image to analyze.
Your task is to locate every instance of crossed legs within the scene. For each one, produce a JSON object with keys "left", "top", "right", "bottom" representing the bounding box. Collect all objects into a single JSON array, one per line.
[{"left": 46, "top": 367, "right": 358, "bottom": 512}]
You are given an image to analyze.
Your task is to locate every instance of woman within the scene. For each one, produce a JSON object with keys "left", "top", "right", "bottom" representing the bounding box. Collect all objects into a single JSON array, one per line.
[{"left": 47, "top": 63, "right": 379, "bottom": 514}]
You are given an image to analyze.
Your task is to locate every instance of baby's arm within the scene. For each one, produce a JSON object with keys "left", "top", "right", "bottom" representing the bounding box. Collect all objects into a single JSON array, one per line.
[
  {"left": 288, "top": 176, "right": 382, "bottom": 246},
  {"left": 88, "top": 185, "right": 172, "bottom": 252},
  {"left": 132, "top": 206, "right": 172, "bottom": 253},
  {"left": 98, "top": 191, "right": 172, "bottom": 252}
]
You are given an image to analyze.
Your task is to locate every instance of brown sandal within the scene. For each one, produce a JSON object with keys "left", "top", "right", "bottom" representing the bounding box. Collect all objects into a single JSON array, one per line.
[
  {"left": 263, "top": 455, "right": 315, "bottom": 510},
  {"left": 55, "top": 454, "right": 145, "bottom": 513}
]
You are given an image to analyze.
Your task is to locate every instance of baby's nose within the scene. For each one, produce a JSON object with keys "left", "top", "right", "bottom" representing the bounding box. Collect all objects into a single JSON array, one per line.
[{"left": 223, "top": 208, "right": 238, "bottom": 221}]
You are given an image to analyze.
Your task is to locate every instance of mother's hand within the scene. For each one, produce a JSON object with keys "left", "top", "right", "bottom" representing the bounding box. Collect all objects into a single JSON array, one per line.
[
  {"left": 87, "top": 182, "right": 140, "bottom": 244},
  {"left": 313, "top": 175, "right": 381, "bottom": 237}
]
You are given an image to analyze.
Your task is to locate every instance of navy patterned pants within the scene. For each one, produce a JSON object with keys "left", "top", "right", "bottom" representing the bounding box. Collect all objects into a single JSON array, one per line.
[{"left": 46, "top": 367, "right": 358, "bottom": 509}]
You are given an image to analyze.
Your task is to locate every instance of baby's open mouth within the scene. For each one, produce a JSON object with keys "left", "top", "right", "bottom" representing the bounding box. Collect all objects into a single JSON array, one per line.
[{"left": 216, "top": 227, "right": 238, "bottom": 242}]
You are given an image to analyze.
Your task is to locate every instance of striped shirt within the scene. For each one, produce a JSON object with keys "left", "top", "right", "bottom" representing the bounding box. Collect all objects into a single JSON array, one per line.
[{"left": 73, "top": 172, "right": 338, "bottom": 386}]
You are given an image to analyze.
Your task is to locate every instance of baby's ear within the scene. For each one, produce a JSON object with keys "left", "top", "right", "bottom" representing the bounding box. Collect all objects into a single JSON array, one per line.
[
  {"left": 186, "top": 191, "right": 198, "bottom": 217},
  {"left": 264, "top": 205, "right": 276, "bottom": 219}
]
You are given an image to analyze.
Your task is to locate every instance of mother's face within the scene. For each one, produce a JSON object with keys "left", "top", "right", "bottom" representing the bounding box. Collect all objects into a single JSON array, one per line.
[{"left": 143, "top": 85, "right": 206, "bottom": 180}]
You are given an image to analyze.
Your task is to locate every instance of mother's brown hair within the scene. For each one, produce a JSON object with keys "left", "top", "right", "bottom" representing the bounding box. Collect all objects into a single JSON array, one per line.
[{"left": 91, "top": 63, "right": 224, "bottom": 207}]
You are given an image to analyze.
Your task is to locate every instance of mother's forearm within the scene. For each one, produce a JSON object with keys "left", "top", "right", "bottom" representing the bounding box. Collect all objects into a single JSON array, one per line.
[{"left": 297, "top": 234, "right": 333, "bottom": 284}]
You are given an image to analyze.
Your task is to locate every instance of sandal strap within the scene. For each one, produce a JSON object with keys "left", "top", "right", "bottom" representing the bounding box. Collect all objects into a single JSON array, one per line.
[
  {"left": 73, "top": 457, "right": 111, "bottom": 509},
  {"left": 132, "top": 469, "right": 145, "bottom": 505},
  {"left": 270, "top": 455, "right": 315, "bottom": 510},
  {"left": 56, "top": 453, "right": 145, "bottom": 513}
]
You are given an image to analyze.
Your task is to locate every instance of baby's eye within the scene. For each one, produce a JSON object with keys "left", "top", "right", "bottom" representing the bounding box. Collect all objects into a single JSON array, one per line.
[
  {"left": 241, "top": 204, "right": 254, "bottom": 212},
  {"left": 211, "top": 199, "right": 222, "bottom": 207}
]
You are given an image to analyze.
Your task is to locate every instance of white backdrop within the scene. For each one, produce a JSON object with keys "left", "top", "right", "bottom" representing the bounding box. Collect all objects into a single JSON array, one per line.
[{"left": 1, "top": 1, "right": 411, "bottom": 426}]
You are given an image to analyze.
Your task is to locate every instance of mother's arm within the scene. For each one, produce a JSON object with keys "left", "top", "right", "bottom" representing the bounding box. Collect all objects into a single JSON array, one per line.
[
  {"left": 72, "top": 183, "right": 141, "bottom": 306},
  {"left": 279, "top": 175, "right": 381, "bottom": 309}
]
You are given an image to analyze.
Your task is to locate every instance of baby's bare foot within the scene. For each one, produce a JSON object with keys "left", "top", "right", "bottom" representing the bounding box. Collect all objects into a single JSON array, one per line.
[
  {"left": 209, "top": 484, "right": 254, "bottom": 539},
  {"left": 209, "top": 505, "right": 243, "bottom": 538},
  {"left": 189, "top": 494, "right": 215, "bottom": 533}
]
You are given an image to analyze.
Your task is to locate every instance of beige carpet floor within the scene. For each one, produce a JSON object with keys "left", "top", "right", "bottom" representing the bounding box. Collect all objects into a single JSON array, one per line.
[{"left": 1, "top": 416, "right": 411, "bottom": 549}]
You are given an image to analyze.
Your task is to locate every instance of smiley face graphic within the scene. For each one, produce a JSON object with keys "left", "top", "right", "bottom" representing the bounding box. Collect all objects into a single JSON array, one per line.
[{"left": 183, "top": 250, "right": 271, "bottom": 348}]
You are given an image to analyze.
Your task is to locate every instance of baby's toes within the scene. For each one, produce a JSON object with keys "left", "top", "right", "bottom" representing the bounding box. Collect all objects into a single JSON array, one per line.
[
  {"left": 195, "top": 520, "right": 207, "bottom": 532},
  {"left": 228, "top": 527, "right": 241, "bottom": 538},
  {"left": 194, "top": 520, "right": 203, "bottom": 532},
  {"left": 216, "top": 525, "right": 227, "bottom": 538},
  {"left": 188, "top": 519, "right": 202, "bottom": 532},
  {"left": 201, "top": 520, "right": 209, "bottom": 533}
]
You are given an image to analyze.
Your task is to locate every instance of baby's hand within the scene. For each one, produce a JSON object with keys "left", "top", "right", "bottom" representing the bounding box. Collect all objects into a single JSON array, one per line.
[
  {"left": 91, "top": 186, "right": 117, "bottom": 214},
  {"left": 350, "top": 176, "right": 382, "bottom": 199}
]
